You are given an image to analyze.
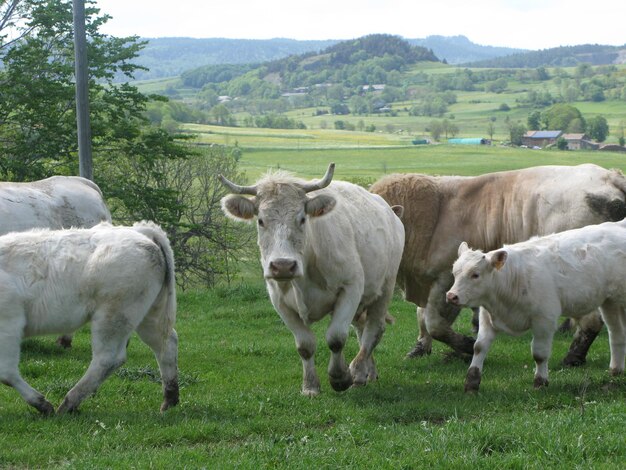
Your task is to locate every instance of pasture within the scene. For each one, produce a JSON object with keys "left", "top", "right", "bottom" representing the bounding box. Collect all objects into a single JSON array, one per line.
[{"left": 1, "top": 146, "right": 625, "bottom": 468}]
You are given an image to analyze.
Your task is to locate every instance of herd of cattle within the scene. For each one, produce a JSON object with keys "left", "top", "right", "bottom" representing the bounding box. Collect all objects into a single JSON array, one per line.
[{"left": 1, "top": 162, "right": 625, "bottom": 415}]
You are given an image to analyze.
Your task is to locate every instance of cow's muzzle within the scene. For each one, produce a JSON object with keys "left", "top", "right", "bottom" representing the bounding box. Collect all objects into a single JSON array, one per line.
[
  {"left": 446, "top": 291, "right": 460, "bottom": 306},
  {"left": 267, "top": 258, "right": 299, "bottom": 280}
]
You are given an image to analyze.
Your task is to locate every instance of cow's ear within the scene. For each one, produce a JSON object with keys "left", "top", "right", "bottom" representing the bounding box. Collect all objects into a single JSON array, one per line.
[
  {"left": 490, "top": 250, "right": 508, "bottom": 270},
  {"left": 305, "top": 194, "right": 336, "bottom": 217},
  {"left": 458, "top": 241, "right": 470, "bottom": 256},
  {"left": 221, "top": 195, "right": 257, "bottom": 220}
]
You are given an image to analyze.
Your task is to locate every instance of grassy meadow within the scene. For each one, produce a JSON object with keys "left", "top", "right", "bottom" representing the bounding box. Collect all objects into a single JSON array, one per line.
[{"left": 1, "top": 143, "right": 626, "bottom": 468}]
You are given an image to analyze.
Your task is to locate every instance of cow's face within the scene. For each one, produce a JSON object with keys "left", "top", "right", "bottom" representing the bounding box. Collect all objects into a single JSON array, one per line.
[
  {"left": 222, "top": 184, "right": 336, "bottom": 281},
  {"left": 446, "top": 242, "right": 508, "bottom": 307}
]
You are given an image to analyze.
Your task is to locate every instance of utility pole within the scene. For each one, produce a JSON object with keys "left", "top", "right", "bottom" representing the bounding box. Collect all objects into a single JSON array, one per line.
[{"left": 72, "top": 0, "right": 93, "bottom": 180}]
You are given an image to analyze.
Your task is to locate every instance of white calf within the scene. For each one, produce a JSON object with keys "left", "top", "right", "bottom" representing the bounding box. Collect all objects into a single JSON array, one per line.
[
  {"left": 446, "top": 220, "right": 626, "bottom": 391},
  {"left": 0, "top": 221, "right": 178, "bottom": 415}
]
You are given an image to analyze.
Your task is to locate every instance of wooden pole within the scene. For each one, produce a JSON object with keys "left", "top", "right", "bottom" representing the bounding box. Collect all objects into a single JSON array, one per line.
[{"left": 73, "top": 0, "right": 93, "bottom": 180}]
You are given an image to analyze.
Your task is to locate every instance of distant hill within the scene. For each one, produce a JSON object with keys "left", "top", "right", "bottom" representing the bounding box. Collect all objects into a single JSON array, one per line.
[
  {"left": 128, "top": 35, "right": 526, "bottom": 81},
  {"left": 181, "top": 34, "right": 438, "bottom": 90},
  {"left": 130, "top": 37, "right": 338, "bottom": 80},
  {"left": 467, "top": 44, "right": 626, "bottom": 68},
  {"left": 409, "top": 35, "right": 526, "bottom": 64}
]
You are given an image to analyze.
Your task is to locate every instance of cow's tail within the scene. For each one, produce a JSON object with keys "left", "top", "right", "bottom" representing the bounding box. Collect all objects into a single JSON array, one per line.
[{"left": 132, "top": 221, "right": 177, "bottom": 341}]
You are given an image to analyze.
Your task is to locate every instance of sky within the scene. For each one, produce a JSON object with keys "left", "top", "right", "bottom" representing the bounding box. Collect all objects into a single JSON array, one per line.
[{"left": 94, "top": 0, "right": 626, "bottom": 51}]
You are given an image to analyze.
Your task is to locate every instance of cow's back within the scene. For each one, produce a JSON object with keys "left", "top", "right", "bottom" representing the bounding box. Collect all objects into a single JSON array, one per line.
[
  {"left": 0, "top": 176, "right": 111, "bottom": 234},
  {"left": 436, "top": 164, "right": 626, "bottom": 256},
  {"left": 0, "top": 225, "right": 165, "bottom": 337}
]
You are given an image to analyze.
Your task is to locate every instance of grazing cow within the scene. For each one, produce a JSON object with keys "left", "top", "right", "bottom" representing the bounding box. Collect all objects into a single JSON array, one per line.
[
  {"left": 0, "top": 176, "right": 112, "bottom": 348},
  {"left": 0, "top": 221, "right": 178, "bottom": 415},
  {"left": 447, "top": 220, "right": 626, "bottom": 391},
  {"left": 370, "top": 164, "right": 626, "bottom": 364},
  {"left": 220, "top": 163, "right": 404, "bottom": 395}
]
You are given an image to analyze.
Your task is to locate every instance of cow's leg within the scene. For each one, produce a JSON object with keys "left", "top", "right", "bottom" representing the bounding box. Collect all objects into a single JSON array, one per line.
[
  {"left": 531, "top": 319, "right": 557, "bottom": 389},
  {"left": 56, "top": 335, "right": 73, "bottom": 349},
  {"left": 599, "top": 300, "right": 626, "bottom": 376},
  {"left": 465, "top": 308, "right": 496, "bottom": 393},
  {"left": 136, "top": 320, "right": 179, "bottom": 412},
  {"left": 274, "top": 302, "right": 321, "bottom": 396},
  {"left": 57, "top": 313, "right": 133, "bottom": 414},
  {"left": 0, "top": 329, "right": 54, "bottom": 415},
  {"left": 561, "top": 310, "right": 604, "bottom": 367},
  {"left": 350, "top": 292, "right": 389, "bottom": 386},
  {"left": 405, "top": 306, "right": 433, "bottom": 358},
  {"left": 423, "top": 276, "right": 475, "bottom": 356},
  {"left": 326, "top": 285, "right": 362, "bottom": 392}
]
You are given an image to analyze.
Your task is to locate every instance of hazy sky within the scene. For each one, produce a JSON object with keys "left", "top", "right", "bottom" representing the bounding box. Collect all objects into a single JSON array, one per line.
[{"left": 94, "top": 0, "right": 625, "bottom": 51}]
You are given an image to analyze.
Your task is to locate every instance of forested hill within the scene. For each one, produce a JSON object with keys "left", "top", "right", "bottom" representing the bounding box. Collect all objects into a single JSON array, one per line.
[
  {"left": 129, "top": 35, "right": 522, "bottom": 81},
  {"left": 182, "top": 34, "right": 439, "bottom": 89},
  {"left": 467, "top": 44, "right": 626, "bottom": 68}
]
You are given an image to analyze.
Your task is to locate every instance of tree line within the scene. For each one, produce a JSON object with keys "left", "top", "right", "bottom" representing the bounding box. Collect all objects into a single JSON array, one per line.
[{"left": 0, "top": 0, "right": 251, "bottom": 288}]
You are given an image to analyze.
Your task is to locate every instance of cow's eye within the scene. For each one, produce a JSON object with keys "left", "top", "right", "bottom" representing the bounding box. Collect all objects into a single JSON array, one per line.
[
  {"left": 299, "top": 215, "right": 306, "bottom": 226},
  {"left": 471, "top": 272, "right": 480, "bottom": 279},
  {"left": 258, "top": 218, "right": 265, "bottom": 228}
]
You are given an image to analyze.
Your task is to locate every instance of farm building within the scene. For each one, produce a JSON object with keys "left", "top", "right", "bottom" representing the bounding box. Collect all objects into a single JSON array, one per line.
[
  {"left": 522, "top": 130, "right": 562, "bottom": 148},
  {"left": 448, "top": 138, "right": 491, "bottom": 145},
  {"left": 562, "top": 133, "right": 599, "bottom": 150}
]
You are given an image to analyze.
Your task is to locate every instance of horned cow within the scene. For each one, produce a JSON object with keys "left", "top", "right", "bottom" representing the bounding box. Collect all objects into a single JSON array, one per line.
[{"left": 220, "top": 164, "right": 404, "bottom": 395}]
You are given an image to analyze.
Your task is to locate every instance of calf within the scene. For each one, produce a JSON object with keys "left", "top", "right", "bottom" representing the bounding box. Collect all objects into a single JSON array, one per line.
[
  {"left": 446, "top": 220, "right": 626, "bottom": 391},
  {"left": 0, "top": 221, "right": 178, "bottom": 415}
]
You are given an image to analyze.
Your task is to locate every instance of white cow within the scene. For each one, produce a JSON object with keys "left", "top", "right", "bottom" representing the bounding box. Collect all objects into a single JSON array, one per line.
[
  {"left": 446, "top": 220, "right": 626, "bottom": 392},
  {"left": 0, "top": 176, "right": 112, "bottom": 348},
  {"left": 220, "top": 163, "right": 404, "bottom": 395},
  {"left": 0, "top": 221, "right": 178, "bottom": 415}
]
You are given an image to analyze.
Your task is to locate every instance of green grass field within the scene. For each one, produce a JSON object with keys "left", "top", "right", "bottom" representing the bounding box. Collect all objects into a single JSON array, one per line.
[{"left": 1, "top": 147, "right": 625, "bottom": 468}]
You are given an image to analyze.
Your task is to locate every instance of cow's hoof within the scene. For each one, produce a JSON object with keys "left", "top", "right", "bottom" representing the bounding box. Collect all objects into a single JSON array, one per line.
[
  {"left": 329, "top": 374, "right": 353, "bottom": 392},
  {"left": 405, "top": 343, "right": 431, "bottom": 359},
  {"left": 35, "top": 398, "right": 55, "bottom": 416},
  {"left": 561, "top": 355, "right": 586, "bottom": 367},
  {"left": 464, "top": 366, "right": 481, "bottom": 393},
  {"left": 533, "top": 376, "right": 549, "bottom": 389},
  {"left": 56, "top": 335, "right": 73, "bottom": 349},
  {"left": 302, "top": 387, "right": 321, "bottom": 397},
  {"left": 609, "top": 367, "right": 623, "bottom": 377},
  {"left": 161, "top": 380, "right": 179, "bottom": 412}
]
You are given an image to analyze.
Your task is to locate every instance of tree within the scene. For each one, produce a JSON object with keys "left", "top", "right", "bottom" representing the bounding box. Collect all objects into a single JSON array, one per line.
[
  {"left": 0, "top": 0, "right": 248, "bottom": 286},
  {"left": 428, "top": 120, "right": 443, "bottom": 141},
  {"left": 527, "top": 111, "right": 541, "bottom": 130},
  {"left": 541, "top": 104, "right": 584, "bottom": 131},
  {"left": 586, "top": 115, "right": 609, "bottom": 142},
  {"left": 507, "top": 121, "right": 526, "bottom": 146},
  {"left": 487, "top": 121, "right": 495, "bottom": 140}
]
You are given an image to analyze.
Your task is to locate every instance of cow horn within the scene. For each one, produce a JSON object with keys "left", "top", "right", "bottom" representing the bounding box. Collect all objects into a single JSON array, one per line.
[
  {"left": 299, "top": 163, "right": 335, "bottom": 193},
  {"left": 218, "top": 174, "right": 258, "bottom": 195}
]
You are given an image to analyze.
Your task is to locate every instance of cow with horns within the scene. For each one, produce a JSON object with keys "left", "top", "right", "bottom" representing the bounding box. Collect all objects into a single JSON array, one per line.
[{"left": 220, "top": 163, "right": 405, "bottom": 395}]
